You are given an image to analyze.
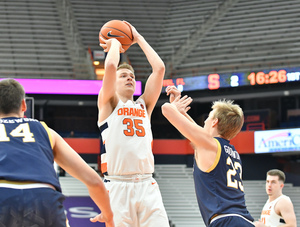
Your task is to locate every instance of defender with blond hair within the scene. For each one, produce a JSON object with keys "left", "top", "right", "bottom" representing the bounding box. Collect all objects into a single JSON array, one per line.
[{"left": 162, "top": 89, "right": 254, "bottom": 227}]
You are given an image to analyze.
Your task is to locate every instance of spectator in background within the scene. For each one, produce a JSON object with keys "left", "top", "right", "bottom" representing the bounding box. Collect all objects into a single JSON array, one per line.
[
  {"left": 255, "top": 169, "right": 297, "bottom": 227},
  {"left": 0, "top": 79, "right": 114, "bottom": 227},
  {"left": 68, "top": 130, "right": 75, "bottom": 137}
]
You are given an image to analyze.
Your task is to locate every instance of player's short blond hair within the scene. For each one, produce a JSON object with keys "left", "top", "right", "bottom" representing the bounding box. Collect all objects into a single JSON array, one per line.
[
  {"left": 211, "top": 99, "right": 244, "bottom": 140},
  {"left": 117, "top": 62, "right": 134, "bottom": 74}
]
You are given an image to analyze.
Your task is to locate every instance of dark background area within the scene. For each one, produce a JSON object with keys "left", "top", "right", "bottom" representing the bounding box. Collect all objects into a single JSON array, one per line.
[{"left": 27, "top": 80, "right": 300, "bottom": 185}]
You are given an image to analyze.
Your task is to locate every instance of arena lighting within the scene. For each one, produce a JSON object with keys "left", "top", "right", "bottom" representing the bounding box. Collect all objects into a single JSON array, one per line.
[
  {"left": 162, "top": 67, "right": 300, "bottom": 92},
  {"left": 95, "top": 68, "right": 105, "bottom": 77},
  {"left": 0, "top": 78, "right": 142, "bottom": 96}
]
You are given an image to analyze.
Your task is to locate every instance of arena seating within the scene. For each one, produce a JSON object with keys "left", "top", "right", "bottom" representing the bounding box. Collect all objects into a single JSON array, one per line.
[
  {"left": 154, "top": 164, "right": 204, "bottom": 227},
  {"left": 156, "top": 0, "right": 221, "bottom": 58},
  {"left": 2, "top": 0, "right": 300, "bottom": 80},
  {"left": 60, "top": 164, "right": 300, "bottom": 227},
  {"left": 171, "top": 0, "right": 300, "bottom": 77},
  {"left": 68, "top": 0, "right": 300, "bottom": 79},
  {"left": 0, "top": 0, "right": 74, "bottom": 79},
  {"left": 69, "top": 0, "right": 168, "bottom": 80}
]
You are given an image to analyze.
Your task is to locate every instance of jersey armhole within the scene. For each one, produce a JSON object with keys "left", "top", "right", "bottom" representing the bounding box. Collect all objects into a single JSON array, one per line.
[
  {"left": 40, "top": 121, "right": 53, "bottom": 149},
  {"left": 205, "top": 138, "right": 222, "bottom": 173}
]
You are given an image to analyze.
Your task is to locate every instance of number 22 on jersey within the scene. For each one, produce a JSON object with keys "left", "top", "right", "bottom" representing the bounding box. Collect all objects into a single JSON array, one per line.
[{"left": 0, "top": 123, "right": 35, "bottom": 142}]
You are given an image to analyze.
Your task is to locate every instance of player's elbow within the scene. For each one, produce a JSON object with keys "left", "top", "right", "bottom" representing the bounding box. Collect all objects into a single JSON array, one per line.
[
  {"left": 161, "top": 103, "right": 172, "bottom": 119},
  {"left": 105, "top": 60, "right": 118, "bottom": 72},
  {"left": 155, "top": 63, "right": 165, "bottom": 75},
  {"left": 85, "top": 175, "right": 105, "bottom": 190}
]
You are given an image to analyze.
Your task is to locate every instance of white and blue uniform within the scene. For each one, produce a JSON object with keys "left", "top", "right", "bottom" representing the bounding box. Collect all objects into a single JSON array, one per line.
[{"left": 98, "top": 98, "right": 169, "bottom": 227}]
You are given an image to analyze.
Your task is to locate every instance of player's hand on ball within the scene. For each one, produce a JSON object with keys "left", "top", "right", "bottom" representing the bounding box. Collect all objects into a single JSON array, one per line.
[
  {"left": 123, "top": 21, "right": 142, "bottom": 45},
  {"left": 100, "top": 37, "right": 124, "bottom": 53}
]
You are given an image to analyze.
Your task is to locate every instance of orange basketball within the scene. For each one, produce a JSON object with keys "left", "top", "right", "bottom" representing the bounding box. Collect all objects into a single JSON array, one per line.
[{"left": 99, "top": 20, "right": 133, "bottom": 52}]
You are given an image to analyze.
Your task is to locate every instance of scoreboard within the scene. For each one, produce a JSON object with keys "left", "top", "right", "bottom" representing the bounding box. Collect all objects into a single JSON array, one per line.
[{"left": 162, "top": 67, "right": 300, "bottom": 92}]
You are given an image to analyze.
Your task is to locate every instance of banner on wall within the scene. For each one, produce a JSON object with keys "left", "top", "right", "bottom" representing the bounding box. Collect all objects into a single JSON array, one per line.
[
  {"left": 63, "top": 197, "right": 105, "bottom": 227},
  {"left": 254, "top": 128, "right": 300, "bottom": 153},
  {"left": 0, "top": 78, "right": 142, "bottom": 96}
]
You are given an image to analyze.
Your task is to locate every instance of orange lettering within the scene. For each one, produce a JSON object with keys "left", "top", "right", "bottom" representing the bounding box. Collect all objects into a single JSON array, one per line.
[
  {"left": 140, "top": 109, "right": 145, "bottom": 118},
  {"left": 124, "top": 108, "right": 129, "bottom": 116},
  {"left": 117, "top": 108, "right": 123, "bottom": 115},
  {"left": 129, "top": 108, "right": 134, "bottom": 116},
  {"left": 133, "top": 108, "right": 138, "bottom": 116},
  {"left": 163, "top": 79, "right": 175, "bottom": 87},
  {"left": 261, "top": 210, "right": 271, "bottom": 215},
  {"left": 176, "top": 78, "right": 185, "bottom": 85},
  {"left": 208, "top": 74, "right": 220, "bottom": 90},
  {"left": 117, "top": 107, "right": 146, "bottom": 118}
]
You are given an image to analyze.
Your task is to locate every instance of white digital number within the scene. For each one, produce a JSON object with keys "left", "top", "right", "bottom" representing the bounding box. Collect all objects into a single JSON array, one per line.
[{"left": 230, "top": 75, "right": 239, "bottom": 87}]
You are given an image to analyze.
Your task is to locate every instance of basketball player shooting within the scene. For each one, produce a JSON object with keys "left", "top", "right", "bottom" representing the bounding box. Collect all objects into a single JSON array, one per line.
[{"left": 97, "top": 21, "right": 169, "bottom": 226}]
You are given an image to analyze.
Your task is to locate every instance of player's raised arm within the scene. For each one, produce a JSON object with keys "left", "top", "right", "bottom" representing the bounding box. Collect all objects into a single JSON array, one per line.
[
  {"left": 125, "top": 21, "right": 165, "bottom": 116},
  {"left": 162, "top": 96, "right": 216, "bottom": 150},
  {"left": 166, "top": 86, "right": 196, "bottom": 124},
  {"left": 97, "top": 38, "right": 123, "bottom": 122}
]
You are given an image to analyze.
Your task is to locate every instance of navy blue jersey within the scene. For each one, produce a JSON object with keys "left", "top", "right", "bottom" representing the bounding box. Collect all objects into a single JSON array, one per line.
[
  {"left": 193, "top": 137, "right": 253, "bottom": 226},
  {"left": 0, "top": 117, "right": 61, "bottom": 192}
]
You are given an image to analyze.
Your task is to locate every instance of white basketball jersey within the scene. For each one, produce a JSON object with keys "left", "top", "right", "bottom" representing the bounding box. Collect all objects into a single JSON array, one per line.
[
  {"left": 260, "top": 194, "right": 290, "bottom": 226},
  {"left": 98, "top": 98, "right": 154, "bottom": 176}
]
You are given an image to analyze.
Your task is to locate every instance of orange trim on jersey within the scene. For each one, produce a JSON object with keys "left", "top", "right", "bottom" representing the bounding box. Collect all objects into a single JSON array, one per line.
[
  {"left": 101, "top": 162, "right": 107, "bottom": 173},
  {"left": 40, "top": 121, "right": 53, "bottom": 149},
  {"left": 205, "top": 138, "right": 221, "bottom": 173}
]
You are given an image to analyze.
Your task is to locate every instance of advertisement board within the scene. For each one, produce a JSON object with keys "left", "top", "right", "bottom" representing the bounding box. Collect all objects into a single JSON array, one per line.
[
  {"left": 254, "top": 128, "right": 300, "bottom": 153},
  {"left": 0, "top": 78, "right": 142, "bottom": 96},
  {"left": 64, "top": 197, "right": 105, "bottom": 227}
]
